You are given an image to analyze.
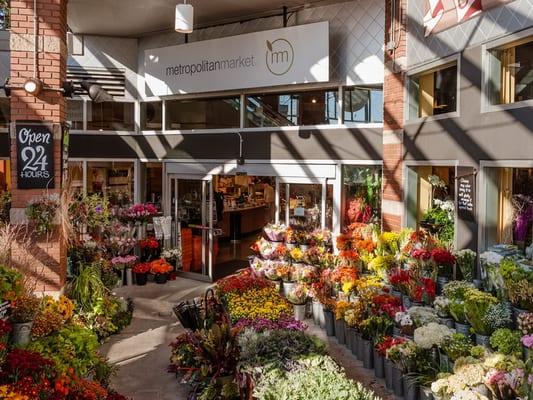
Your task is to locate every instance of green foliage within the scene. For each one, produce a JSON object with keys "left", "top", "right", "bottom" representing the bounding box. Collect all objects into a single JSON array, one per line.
[
  {"left": 67, "top": 263, "right": 107, "bottom": 311},
  {"left": 359, "top": 315, "right": 393, "bottom": 343},
  {"left": 0, "top": 191, "right": 10, "bottom": 224},
  {"left": 27, "top": 323, "right": 100, "bottom": 377},
  {"left": 25, "top": 195, "right": 60, "bottom": 235},
  {"left": 422, "top": 204, "right": 454, "bottom": 246},
  {"left": 441, "top": 333, "right": 473, "bottom": 362},
  {"left": 463, "top": 288, "right": 498, "bottom": 335},
  {"left": 0, "top": 264, "right": 23, "bottom": 301},
  {"left": 69, "top": 193, "right": 111, "bottom": 232},
  {"left": 253, "top": 354, "right": 381, "bottom": 400},
  {"left": 490, "top": 328, "right": 522, "bottom": 357}
]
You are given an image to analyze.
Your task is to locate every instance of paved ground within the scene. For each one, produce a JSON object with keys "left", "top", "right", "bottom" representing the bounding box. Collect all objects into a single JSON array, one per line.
[{"left": 101, "top": 279, "right": 394, "bottom": 400}]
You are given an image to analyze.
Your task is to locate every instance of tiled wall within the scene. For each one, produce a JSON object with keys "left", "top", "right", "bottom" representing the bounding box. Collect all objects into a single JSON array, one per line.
[{"left": 407, "top": 0, "right": 533, "bottom": 68}]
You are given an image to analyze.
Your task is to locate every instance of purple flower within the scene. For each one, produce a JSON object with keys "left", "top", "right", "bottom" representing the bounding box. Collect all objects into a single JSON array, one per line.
[{"left": 522, "top": 334, "right": 533, "bottom": 348}]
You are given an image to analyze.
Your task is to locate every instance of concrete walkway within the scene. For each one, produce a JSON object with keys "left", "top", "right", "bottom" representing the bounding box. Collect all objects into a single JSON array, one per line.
[{"left": 101, "top": 279, "right": 393, "bottom": 400}]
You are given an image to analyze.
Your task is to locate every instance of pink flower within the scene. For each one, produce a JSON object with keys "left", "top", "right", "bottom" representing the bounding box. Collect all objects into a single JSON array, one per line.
[{"left": 521, "top": 334, "right": 533, "bottom": 348}]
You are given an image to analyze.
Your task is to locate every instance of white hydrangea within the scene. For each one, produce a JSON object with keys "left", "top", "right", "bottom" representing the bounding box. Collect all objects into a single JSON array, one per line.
[{"left": 414, "top": 322, "right": 453, "bottom": 349}]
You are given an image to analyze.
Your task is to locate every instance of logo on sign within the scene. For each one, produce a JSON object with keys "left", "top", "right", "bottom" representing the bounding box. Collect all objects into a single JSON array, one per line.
[{"left": 265, "top": 38, "right": 294, "bottom": 76}]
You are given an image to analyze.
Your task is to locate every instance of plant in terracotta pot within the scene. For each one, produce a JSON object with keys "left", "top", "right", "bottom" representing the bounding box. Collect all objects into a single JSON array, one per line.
[
  {"left": 10, "top": 293, "right": 41, "bottom": 345},
  {"left": 133, "top": 262, "right": 150, "bottom": 285},
  {"left": 150, "top": 258, "right": 173, "bottom": 284}
]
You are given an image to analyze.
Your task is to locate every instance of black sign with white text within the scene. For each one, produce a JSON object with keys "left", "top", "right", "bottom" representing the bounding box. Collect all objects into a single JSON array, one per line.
[
  {"left": 16, "top": 123, "right": 55, "bottom": 189},
  {"left": 456, "top": 166, "right": 475, "bottom": 222}
]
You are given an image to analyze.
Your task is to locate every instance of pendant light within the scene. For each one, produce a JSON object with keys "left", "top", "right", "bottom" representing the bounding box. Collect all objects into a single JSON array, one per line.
[{"left": 175, "top": 1, "right": 194, "bottom": 34}]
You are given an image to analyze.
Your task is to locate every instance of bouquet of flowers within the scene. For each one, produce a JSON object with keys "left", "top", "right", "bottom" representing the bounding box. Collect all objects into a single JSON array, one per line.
[
  {"left": 289, "top": 247, "right": 305, "bottom": 263},
  {"left": 371, "top": 294, "right": 403, "bottom": 318},
  {"left": 376, "top": 336, "right": 406, "bottom": 357},
  {"left": 409, "top": 277, "right": 436, "bottom": 305},
  {"left": 433, "top": 295, "right": 451, "bottom": 317},
  {"left": 455, "top": 249, "right": 476, "bottom": 281},
  {"left": 287, "top": 284, "right": 308, "bottom": 305},
  {"left": 111, "top": 255, "right": 138, "bottom": 270},
  {"left": 263, "top": 223, "right": 287, "bottom": 242},
  {"left": 330, "top": 266, "right": 358, "bottom": 294},
  {"left": 395, "top": 311, "right": 414, "bottom": 336},
  {"left": 292, "top": 264, "right": 318, "bottom": 284},
  {"left": 311, "top": 229, "right": 332, "bottom": 246},
  {"left": 408, "top": 306, "right": 439, "bottom": 327},
  {"left": 388, "top": 268, "right": 412, "bottom": 295},
  {"left": 441, "top": 333, "right": 473, "bottom": 362},
  {"left": 413, "top": 322, "right": 453, "bottom": 349},
  {"left": 150, "top": 259, "right": 173, "bottom": 275},
  {"left": 161, "top": 247, "right": 182, "bottom": 262},
  {"left": 132, "top": 263, "right": 150, "bottom": 274},
  {"left": 139, "top": 237, "right": 159, "bottom": 250},
  {"left": 123, "top": 203, "right": 158, "bottom": 223},
  {"left": 431, "top": 248, "right": 456, "bottom": 278},
  {"left": 464, "top": 288, "right": 498, "bottom": 335},
  {"left": 275, "top": 264, "right": 294, "bottom": 283},
  {"left": 251, "top": 238, "right": 283, "bottom": 260}
]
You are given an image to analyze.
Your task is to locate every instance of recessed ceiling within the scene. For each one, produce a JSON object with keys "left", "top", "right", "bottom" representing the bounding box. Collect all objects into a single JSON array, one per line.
[{"left": 68, "top": 0, "right": 348, "bottom": 37}]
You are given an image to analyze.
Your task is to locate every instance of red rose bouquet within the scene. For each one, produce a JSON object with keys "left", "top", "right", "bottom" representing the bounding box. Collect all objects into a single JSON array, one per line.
[
  {"left": 376, "top": 336, "right": 406, "bottom": 356},
  {"left": 139, "top": 237, "right": 159, "bottom": 250},
  {"left": 388, "top": 269, "right": 412, "bottom": 295},
  {"left": 133, "top": 263, "right": 151, "bottom": 274}
]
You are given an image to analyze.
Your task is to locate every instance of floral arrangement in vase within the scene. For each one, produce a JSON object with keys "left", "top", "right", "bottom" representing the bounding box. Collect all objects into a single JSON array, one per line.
[
  {"left": 139, "top": 237, "right": 159, "bottom": 250},
  {"left": 263, "top": 223, "right": 287, "bottom": 242},
  {"left": 161, "top": 247, "right": 182, "bottom": 264},
  {"left": 286, "top": 284, "right": 307, "bottom": 305},
  {"left": 133, "top": 262, "right": 150, "bottom": 274}
]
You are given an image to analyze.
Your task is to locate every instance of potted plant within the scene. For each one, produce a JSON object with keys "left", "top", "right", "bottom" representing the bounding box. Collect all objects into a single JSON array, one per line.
[
  {"left": 440, "top": 333, "right": 472, "bottom": 372},
  {"left": 344, "top": 303, "right": 364, "bottom": 357},
  {"left": 133, "top": 262, "right": 150, "bottom": 285},
  {"left": 10, "top": 294, "right": 41, "bottom": 345},
  {"left": 464, "top": 288, "right": 498, "bottom": 346},
  {"left": 431, "top": 248, "right": 456, "bottom": 290},
  {"left": 381, "top": 336, "right": 406, "bottom": 391},
  {"left": 111, "top": 254, "right": 138, "bottom": 286},
  {"left": 395, "top": 310, "right": 415, "bottom": 337},
  {"left": 433, "top": 295, "right": 454, "bottom": 328},
  {"left": 287, "top": 283, "right": 307, "bottom": 321},
  {"left": 490, "top": 328, "right": 522, "bottom": 357},
  {"left": 150, "top": 259, "right": 173, "bottom": 284},
  {"left": 139, "top": 237, "right": 160, "bottom": 261},
  {"left": 443, "top": 280, "right": 474, "bottom": 336},
  {"left": 161, "top": 247, "right": 182, "bottom": 271},
  {"left": 278, "top": 264, "right": 295, "bottom": 297},
  {"left": 389, "top": 268, "right": 412, "bottom": 308},
  {"left": 25, "top": 194, "right": 60, "bottom": 236},
  {"left": 518, "top": 312, "right": 533, "bottom": 359},
  {"left": 360, "top": 315, "right": 393, "bottom": 370}
]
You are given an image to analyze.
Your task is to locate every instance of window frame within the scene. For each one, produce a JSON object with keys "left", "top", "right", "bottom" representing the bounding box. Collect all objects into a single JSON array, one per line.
[
  {"left": 482, "top": 27, "right": 533, "bottom": 113},
  {"left": 405, "top": 54, "right": 461, "bottom": 124}
]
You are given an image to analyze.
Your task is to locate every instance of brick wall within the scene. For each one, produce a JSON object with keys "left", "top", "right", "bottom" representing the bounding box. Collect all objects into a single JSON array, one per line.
[
  {"left": 382, "top": 0, "right": 407, "bottom": 232},
  {"left": 9, "top": 0, "right": 67, "bottom": 293}
]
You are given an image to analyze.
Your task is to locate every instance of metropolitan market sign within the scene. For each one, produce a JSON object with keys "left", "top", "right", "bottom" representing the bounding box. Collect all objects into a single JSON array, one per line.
[{"left": 144, "top": 22, "right": 329, "bottom": 96}]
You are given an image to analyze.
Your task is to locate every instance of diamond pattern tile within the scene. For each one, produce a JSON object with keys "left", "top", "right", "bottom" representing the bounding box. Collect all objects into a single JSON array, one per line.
[{"left": 407, "top": 0, "right": 533, "bottom": 68}]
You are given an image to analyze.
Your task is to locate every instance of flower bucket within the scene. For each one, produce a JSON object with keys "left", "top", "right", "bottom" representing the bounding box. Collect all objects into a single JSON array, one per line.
[
  {"left": 473, "top": 279, "right": 483, "bottom": 289},
  {"left": 274, "top": 281, "right": 281, "bottom": 293},
  {"left": 361, "top": 339, "right": 374, "bottom": 369},
  {"left": 419, "top": 386, "right": 434, "bottom": 400},
  {"left": 312, "top": 300, "right": 321, "bottom": 325},
  {"left": 384, "top": 359, "right": 393, "bottom": 390},
  {"left": 135, "top": 272, "right": 148, "bottom": 286},
  {"left": 439, "top": 317, "right": 455, "bottom": 329},
  {"left": 392, "top": 289, "right": 402, "bottom": 300},
  {"left": 454, "top": 322, "right": 471, "bottom": 337},
  {"left": 374, "top": 349, "right": 385, "bottom": 378},
  {"left": 393, "top": 326, "right": 402, "bottom": 338},
  {"left": 512, "top": 306, "right": 527, "bottom": 325},
  {"left": 12, "top": 321, "right": 33, "bottom": 346},
  {"left": 357, "top": 333, "right": 364, "bottom": 360},
  {"left": 345, "top": 325, "right": 353, "bottom": 349},
  {"left": 125, "top": 268, "right": 133, "bottom": 286},
  {"left": 523, "top": 345, "right": 529, "bottom": 361},
  {"left": 436, "top": 276, "right": 449, "bottom": 295},
  {"left": 392, "top": 364, "right": 404, "bottom": 396},
  {"left": 286, "top": 242, "right": 296, "bottom": 250},
  {"left": 300, "top": 244, "right": 309, "bottom": 251},
  {"left": 403, "top": 376, "right": 419, "bottom": 400},
  {"left": 136, "top": 223, "right": 147, "bottom": 240},
  {"left": 324, "top": 309, "right": 335, "bottom": 336},
  {"left": 439, "top": 353, "right": 451, "bottom": 372},
  {"left": 411, "top": 301, "right": 423, "bottom": 308},
  {"left": 402, "top": 295, "right": 412, "bottom": 309},
  {"left": 281, "top": 281, "right": 295, "bottom": 298},
  {"left": 475, "top": 333, "right": 491, "bottom": 348},
  {"left": 348, "top": 328, "right": 358, "bottom": 355},
  {"left": 318, "top": 304, "right": 326, "bottom": 328},
  {"left": 335, "top": 319, "right": 346, "bottom": 344},
  {"left": 155, "top": 273, "right": 168, "bottom": 284},
  {"left": 115, "top": 269, "right": 124, "bottom": 288},
  {"left": 293, "top": 304, "right": 306, "bottom": 321}
]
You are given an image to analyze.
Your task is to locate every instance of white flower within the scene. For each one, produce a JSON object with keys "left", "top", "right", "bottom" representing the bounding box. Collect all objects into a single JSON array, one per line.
[
  {"left": 480, "top": 251, "right": 503, "bottom": 265},
  {"left": 395, "top": 311, "right": 413, "bottom": 327},
  {"left": 414, "top": 322, "right": 453, "bottom": 349}
]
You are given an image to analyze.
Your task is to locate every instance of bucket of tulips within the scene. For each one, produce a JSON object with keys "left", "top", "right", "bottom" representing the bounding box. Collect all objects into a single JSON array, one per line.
[
  {"left": 150, "top": 259, "right": 173, "bottom": 284},
  {"left": 133, "top": 262, "right": 151, "bottom": 286}
]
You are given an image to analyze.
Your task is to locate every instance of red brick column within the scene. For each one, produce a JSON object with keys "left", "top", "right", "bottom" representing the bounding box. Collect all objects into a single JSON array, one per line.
[
  {"left": 382, "top": 0, "right": 407, "bottom": 232},
  {"left": 9, "top": 0, "right": 67, "bottom": 293}
]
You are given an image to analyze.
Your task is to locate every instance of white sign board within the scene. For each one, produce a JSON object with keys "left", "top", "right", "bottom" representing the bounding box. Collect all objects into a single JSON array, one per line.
[{"left": 145, "top": 22, "right": 329, "bottom": 96}]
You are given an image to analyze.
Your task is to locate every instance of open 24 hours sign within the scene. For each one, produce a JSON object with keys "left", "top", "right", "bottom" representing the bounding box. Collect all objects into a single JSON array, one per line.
[{"left": 16, "top": 123, "right": 55, "bottom": 189}]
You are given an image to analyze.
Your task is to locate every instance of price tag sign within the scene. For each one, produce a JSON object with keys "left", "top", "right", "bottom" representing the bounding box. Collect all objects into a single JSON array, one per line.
[
  {"left": 16, "top": 123, "right": 55, "bottom": 189},
  {"left": 0, "top": 301, "right": 10, "bottom": 319}
]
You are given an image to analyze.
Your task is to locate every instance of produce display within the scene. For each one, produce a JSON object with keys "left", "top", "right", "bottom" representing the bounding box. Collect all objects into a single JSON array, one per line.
[{"left": 170, "top": 221, "right": 533, "bottom": 400}]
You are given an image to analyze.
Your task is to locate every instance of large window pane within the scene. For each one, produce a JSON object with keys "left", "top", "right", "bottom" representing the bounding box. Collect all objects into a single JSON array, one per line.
[
  {"left": 87, "top": 161, "right": 134, "bottom": 206},
  {"left": 489, "top": 38, "right": 533, "bottom": 105},
  {"left": 141, "top": 162, "right": 162, "bottom": 211},
  {"left": 68, "top": 161, "right": 84, "bottom": 194},
  {"left": 166, "top": 97, "right": 240, "bottom": 130},
  {"left": 342, "top": 165, "right": 382, "bottom": 231},
  {"left": 246, "top": 89, "right": 338, "bottom": 127},
  {"left": 66, "top": 99, "right": 84, "bottom": 130},
  {"left": 141, "top": 101, "right": 162, "bottom": 130},
  {"left": 409, "top": 63, "right": 457, "bottom": 118},
  {"left": 343, "top": 87, "right": 383, "bottom": 123},
  {"left": 87, "top": 102, "right": 134, "bottom": 131}
]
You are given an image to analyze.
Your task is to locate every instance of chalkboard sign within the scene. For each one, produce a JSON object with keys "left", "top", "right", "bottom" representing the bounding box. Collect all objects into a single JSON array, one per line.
[
  {"left": 457, "top": 167, "right": 476, "bottom": 222},
  {"left": 16, "top": 123, "right": 55, "bottom": 189}
]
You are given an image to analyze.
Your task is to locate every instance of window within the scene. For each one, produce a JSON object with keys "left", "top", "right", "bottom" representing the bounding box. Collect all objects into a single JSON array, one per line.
[
  {"left": 488, "top": 37, "right": 533, "bottom": 105},
  {"left": 140, "top": 162, "right": 162, "bottom": 210},
  {"left": 66, "top": 99, "right": 84, "bottom": 130},
  {"left": 343, "top": 87, "right": 383, "bottom": 123},
  {"left": 246, "top": 89, "right": 338, "bottom": 127},
  {"left": 87, "top": 161, "right": 134, "bottom": 206},
  {"left": 67, "top": 161, "right": 84, "bottom": 193},
  {"left": 141, "top": 101, "right": 162, "bottom": 130},
  {"left": 409, "top": 63, "right": 457, "bottom": 118},
  {"left": 342, "top": 165, "right": 382, "bottom": 231},
  {"left": 166, "top": 97, "right": 240, "bottom": 130},
  {"left": 87, "top": 101, "right": 135, "bottom": 131}
]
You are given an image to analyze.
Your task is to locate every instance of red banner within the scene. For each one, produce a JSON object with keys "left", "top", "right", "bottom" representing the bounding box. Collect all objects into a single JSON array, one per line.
[{"left": 423, "top": 0, "right": 515, "bottom": 36}]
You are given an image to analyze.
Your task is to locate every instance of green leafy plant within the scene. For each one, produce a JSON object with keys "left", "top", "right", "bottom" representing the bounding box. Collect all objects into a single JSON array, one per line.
[
  {"left": 0, "top": 264, "right": 23, "bottom": 301},
  {"left": 490, "top": 328, "right": 522, "bottom": 357},
  {"left": 360, "top": 315, "right": 393, "bottom": 344},
  {"left": 464, "top": 288, "right": 498, "bottom": 335},
  {"left": 10, "top": 294, "right": 41, "bottom": 323},
  {"left": 69, "top": 193, "right": 111, "bottom": 233},
  {"left": 67, "top": 263, "right": 107, "bottom": 311},
  {"left": 25, "top": 194, "right": 60, "bottom": 235},
  {"left": 441, "top": 333, "right": 473, "bottom": 362}
]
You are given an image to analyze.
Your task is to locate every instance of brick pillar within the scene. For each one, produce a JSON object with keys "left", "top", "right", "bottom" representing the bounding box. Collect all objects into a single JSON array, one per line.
[
  {"left": 9, "top": 0, "right": 67, "bottom": 293},
  {"left": 382, "top": 0, "right": 407, "bottom": 232}
]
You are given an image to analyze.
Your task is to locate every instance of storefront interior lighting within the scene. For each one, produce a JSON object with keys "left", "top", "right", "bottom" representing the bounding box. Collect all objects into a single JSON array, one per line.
[{"left": 175, "top": 1, "right": 194, "bottom": 33}]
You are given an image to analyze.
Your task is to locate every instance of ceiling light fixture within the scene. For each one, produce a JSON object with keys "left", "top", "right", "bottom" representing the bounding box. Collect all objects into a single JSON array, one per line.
[{"left": 175, "top": 1, "right": 194, "bottom": 34}]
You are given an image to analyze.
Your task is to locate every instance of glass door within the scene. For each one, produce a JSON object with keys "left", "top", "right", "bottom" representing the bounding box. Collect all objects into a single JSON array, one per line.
[{"left": 168, "top": 174, "right": 213, "bottom": 281}]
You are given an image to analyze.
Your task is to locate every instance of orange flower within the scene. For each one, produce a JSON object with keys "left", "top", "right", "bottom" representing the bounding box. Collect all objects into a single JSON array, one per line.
[{"left": 150, "top": 259, "right": 173, "bottom": 274}]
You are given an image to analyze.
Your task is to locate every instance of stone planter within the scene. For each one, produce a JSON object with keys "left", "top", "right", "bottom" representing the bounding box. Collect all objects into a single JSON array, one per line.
[
  {"left": 454, "top": 321, "right": 471, "bottom": 337},
  {"left": 419, "top": 386, "right": 434, "bottom": 400},
  {"left": 475, "top": 333, "right": 491, "bottom": 348},
  {"left": 361, "top": 338, "right": 374, "bottom": 369},
  {"left": 392, "top": 364, "right": 404, "bottom": 397},
  {"left": 324, "top": 309, "right": 335, "bottom": 337},
  {"left": 135, "top": 272, "right": 147, "bottom": 286},
  {"left": 281, "top": 281, "right": 295, "bottom": 298},
  {"left": 12, "top": 321, "right": 33, "bottom": 346},
  {"left": 373, "top": 349, "right": 385, "bottom": 378},
  {"left": 293, "top": 304, "right": 306, "bottom": 321},
  {"left": 384, "top": 359, "right": 393, "bottom": 390},
  {"left": 335, "top": 319, "right": 346, "bottom": 344}
]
